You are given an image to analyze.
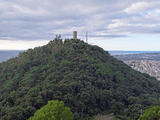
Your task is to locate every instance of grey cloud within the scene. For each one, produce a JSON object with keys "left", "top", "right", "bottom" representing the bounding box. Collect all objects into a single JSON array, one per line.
[{"left": 0, "top": 0, "right": 160, "bottom": 41}]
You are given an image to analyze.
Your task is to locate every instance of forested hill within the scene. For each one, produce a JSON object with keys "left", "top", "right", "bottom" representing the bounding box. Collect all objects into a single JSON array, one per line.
[{"left": 0, "top": 38, "right": 160, "bottom": 120}]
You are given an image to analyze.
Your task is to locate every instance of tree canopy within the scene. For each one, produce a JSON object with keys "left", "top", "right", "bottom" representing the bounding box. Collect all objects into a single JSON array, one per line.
[
  {"left": 29, "top": 100, "right": 73, "bottom": 120},
  {"left": 138, "top": 106, "right": 160, "bottom": 120}
]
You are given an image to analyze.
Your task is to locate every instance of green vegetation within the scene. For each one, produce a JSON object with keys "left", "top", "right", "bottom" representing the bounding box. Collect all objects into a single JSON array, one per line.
[
  {"left": 0, "top": 38, "right": 160, "bottom": 120},
  {"left": 138, "top": 106, "right": 160, "bottom": 120},
  {"left": 29, "top": 100, "right": 73, "bottom": 120}
]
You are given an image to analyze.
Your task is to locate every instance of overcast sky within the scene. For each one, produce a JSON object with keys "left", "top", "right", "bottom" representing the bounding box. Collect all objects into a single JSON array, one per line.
[{"left": 0, "top": 0, "right": 160, "bottom": 50}]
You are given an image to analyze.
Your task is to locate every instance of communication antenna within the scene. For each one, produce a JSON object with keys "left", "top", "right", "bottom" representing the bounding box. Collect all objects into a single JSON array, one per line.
[{"left": 86, "top": 32, "right": 88, "bottom": 43}]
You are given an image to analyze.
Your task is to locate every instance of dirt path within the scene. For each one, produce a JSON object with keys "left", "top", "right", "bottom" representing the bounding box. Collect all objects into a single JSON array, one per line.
[{"left": 94, "top": 114, "right": 117, "bottom": 120}]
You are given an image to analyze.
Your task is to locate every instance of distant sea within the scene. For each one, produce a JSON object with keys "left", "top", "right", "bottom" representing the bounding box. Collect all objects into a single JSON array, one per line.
[
  {"left": 0, "top": 50, "right": 160, "bottom": 63},
  {"left": 0, "top": 50, "right": 23, "bottom": 63},
  {"left": 108, "top": 51, "right": 160, "bottom": 55}
]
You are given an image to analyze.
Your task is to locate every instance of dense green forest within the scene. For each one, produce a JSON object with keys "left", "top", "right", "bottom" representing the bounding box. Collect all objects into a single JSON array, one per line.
[{"left": 0, "top": 38, "right": 160, "bottom": 120}]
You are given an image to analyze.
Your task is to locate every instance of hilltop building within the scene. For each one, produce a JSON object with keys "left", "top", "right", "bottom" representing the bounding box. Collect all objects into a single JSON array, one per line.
[{"left": 73, "top": 31, "right": 77, "bottom": 39}]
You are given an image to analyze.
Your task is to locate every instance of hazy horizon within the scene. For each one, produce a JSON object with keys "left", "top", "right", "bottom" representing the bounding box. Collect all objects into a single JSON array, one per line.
[{"left": 0, "top": 49, "right": 160, "bottom": 51}]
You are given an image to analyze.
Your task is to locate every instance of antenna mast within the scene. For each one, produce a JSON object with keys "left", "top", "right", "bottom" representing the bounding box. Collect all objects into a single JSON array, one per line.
[{"left": 86, "top": 32, "right": 88, "bottom": 43}]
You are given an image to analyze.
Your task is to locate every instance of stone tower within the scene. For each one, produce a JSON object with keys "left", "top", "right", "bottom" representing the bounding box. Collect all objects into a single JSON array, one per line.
[{"left": 73, "top": 31, "right": 77, "bottom": 39}]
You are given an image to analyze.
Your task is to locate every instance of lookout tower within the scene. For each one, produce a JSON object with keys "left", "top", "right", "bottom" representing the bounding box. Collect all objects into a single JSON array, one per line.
[{"left": 73, "top": 31, "right": 77, "bottom": 39}]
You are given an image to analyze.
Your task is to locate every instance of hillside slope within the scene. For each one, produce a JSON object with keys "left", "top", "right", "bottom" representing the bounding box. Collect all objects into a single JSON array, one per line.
[{"left": 0, "top": 38, "right": 160, "bottom": 120}]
